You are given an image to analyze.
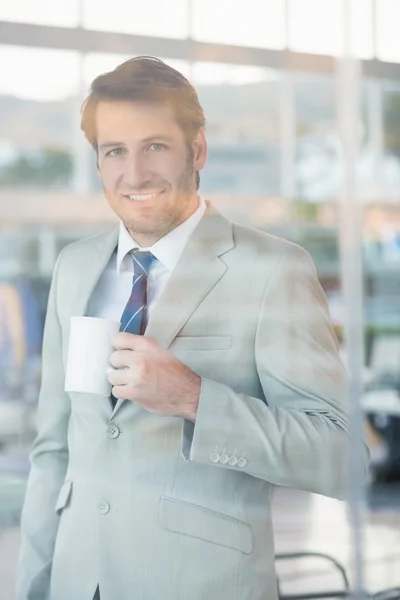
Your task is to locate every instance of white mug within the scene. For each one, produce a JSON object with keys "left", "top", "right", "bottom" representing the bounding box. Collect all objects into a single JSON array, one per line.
[{"left": 64, "top": 316, "right": 119, "bottom": 396}]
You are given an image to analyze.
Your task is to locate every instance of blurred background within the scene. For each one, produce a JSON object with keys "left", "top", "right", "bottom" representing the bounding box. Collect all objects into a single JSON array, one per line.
[{"left": 1, "top": 1, "right": 400, "bottom": 598}]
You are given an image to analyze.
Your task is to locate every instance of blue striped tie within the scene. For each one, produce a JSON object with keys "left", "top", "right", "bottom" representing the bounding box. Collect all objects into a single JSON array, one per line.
[
  {"left": 110, "top": 250, "right": 155, "bottom": 407},
  {"left": 120, "top": 250, "right": 155, "bottom": 335}
]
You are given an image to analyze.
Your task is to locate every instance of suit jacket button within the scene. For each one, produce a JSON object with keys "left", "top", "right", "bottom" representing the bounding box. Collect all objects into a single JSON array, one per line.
[
  {"left": 98, "top": 500, "right": 110, "bottom": 514},
  {"left": 237, "top": 457, "right": 247, "bottom": 468},
  {"left": 210, "top": 452, "right": 220, "bottom": 464},
  {"left": 107, "top": 424, "right": 120, "bottom": 439},
  {"left": 228, "top": 456, "right": 238, "bottom": 466},
  {"left": 219, "top": 453, "right": 229, "bottom": 464}
]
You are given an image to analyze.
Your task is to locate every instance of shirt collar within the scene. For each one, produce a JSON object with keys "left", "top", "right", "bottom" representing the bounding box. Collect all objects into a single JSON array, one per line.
[{"left": 116, "top": 196, "right": 207, "bottom": 274}]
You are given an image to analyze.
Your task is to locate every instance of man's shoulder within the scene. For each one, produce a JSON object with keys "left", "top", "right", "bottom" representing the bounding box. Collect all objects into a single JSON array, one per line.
[
  {"left": 226, "top": 222, "right": 317, "bottom": 283},
  {"left": 56, "top": 227, "right": 118, "bottom": 266},
  {"left": 231, "top": 221, "right": 308, "bottom": 261}
]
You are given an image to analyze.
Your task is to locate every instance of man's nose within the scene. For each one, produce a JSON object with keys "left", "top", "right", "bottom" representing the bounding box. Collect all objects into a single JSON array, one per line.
[{"left": 123, "top": 154, "right": 150, "bottom": 188}]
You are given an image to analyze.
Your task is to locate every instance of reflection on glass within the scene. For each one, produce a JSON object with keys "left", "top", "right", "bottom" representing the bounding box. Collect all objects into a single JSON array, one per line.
[
  {"left": 0, "top": 46, "right": 79, "bottom": 192},
  {"left": 0, "top": 46, "right": 80, "bottom": 101},
  {"left": 191, "top": 62, "right": 281, "bottom": 223},
  {"left": 288, "top": 0, "right": 373, "bottom": 60},
  {"left": 83, "top": 0, "right": 188, "bottom": 38},
  {"left": 351, "top": 0, "right": 374, "bottom": 59},
  {"left": 294, "top": 74, "right": 337, "bottom": 201},
  {"left": 289, "top": 0, "right": 343, "bottom": 56},
  {"left": 383, "top": 85, "right": 400, "bottom": 197},
  {"left": 192, "top": 0, "right": 285, "bottom": 49},
  {"left": 0, "top": 0, "right": 80, "bottom": 27},
  {"left": 377, "top": 0, "right": 400, "bottom": 62}
]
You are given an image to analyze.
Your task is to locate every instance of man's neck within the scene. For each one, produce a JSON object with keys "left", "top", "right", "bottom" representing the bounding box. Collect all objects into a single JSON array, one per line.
[{"left": 127, "top": 195, "right": 201, "bottom": 247}]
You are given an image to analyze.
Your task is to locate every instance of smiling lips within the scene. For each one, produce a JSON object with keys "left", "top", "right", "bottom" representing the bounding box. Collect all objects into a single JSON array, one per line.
[{"left": 124, "top": 192, "right": 162, "bottom": 202}]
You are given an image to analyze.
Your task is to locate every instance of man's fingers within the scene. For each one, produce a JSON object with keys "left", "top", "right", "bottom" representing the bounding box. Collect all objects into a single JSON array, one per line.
[
  {"left": 108, "top": 367, "right": 130, "bottom": 386},
  {"left": 112, "top": 332, "right": 149, "bottom": 350},
  {"left": 111, "top": 385, "right": 129, "bottom": 400},
  {"left": 109, "top": 349, "right": 135, "bottom": 369}
]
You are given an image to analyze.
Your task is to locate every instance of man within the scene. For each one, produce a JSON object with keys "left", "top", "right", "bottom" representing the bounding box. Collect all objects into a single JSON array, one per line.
[{"left": 17, "top": 56, "right": 369, "bottom": 600}]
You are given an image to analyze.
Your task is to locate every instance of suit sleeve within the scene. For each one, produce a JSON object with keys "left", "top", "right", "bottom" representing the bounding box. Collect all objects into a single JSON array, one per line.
[
  {"left": 17, "top": 250, "right": 70, "bottom": 600},
  {"left": 181, "top": 245, "right": 370, "bottom": 500}
]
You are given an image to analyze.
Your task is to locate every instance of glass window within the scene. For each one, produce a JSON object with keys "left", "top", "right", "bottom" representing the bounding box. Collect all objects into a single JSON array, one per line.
[
  {"left": 288, "top": 0, "right": 343, "bottom": 56},
  {"left": 192, "top": 62, "right": 282, "bottom": 223},
  {"left": 351, "top": 0, "right": 374, "bottom": 59},
  {"left": 357, "top": 80, "right": 379, "bottom": 201},
  {"left": 377, "top": 0, "right": 400, "bottom": 62},
  {"left": 0, "top": 0, "right": 80, "bottom": 27},
  {"left": 0, "top": 47, "right": 79, "bottom": 191},
  {"left": 191, "top": 0, "right": 285, "bottom": 49},
  {"left": 294, "top": 74, "right": 337, "bottom": 201},
  {"left": 83, "top": 0, "right": 188, "bottom": 38},
  {"left": 0, "top": 45, "right": 80, "bottom": 101},
  {"left": 382, "top": 83, "right": 400, "bottom": 198}
]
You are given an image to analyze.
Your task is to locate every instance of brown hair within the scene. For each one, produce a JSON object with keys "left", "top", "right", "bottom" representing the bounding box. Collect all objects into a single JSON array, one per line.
[{"left": 81, "top": 56, "right": 205, "bottom": 189}]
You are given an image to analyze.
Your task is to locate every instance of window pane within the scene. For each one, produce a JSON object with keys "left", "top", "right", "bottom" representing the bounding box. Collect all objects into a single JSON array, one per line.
[
  {"left": 377, "top": 0, "right": 400, "bottom": 62},
  {"left": 289, "top": 0, "right": 343, "bottom": 56},
  {"left": 294, "top": 74, "right": 337, "bottom": 200},
  {"left": 192, "top": 62, "right": 281, "bottom": 223},
  {"left": 351, "top": 0, "right": 374, "bottom": 59},
  {"left": 0, "top": 0, "right": 80, "bottom": 27},
  {"left": 0, "top": 46, "right": 80, "bottom": 101},
  {"left": 383, "top": 83, "right": 400, "bottom": 198},
  {"left": 83, "top": 0, "right": 188, "bottom": 38},
  {"left": 0, "top": 48, "right": 79, "bottom": 191},
  {"left": 192, "top": 0, "right": 285, "bottom": 49}
]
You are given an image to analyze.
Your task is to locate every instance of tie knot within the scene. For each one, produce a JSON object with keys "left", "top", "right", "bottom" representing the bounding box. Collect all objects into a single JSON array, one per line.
[{"left": 131, "top": 250, "right": 155, "bottom": 276}]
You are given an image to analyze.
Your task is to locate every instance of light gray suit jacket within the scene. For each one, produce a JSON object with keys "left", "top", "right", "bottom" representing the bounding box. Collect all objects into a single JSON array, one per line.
[{"left": 17, "top": 203, "right": 369, "bottom": 600}]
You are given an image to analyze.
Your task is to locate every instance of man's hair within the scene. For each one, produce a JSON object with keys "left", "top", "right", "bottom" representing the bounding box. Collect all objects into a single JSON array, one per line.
[{"left": 81, "top": 56, "right": 206, "bottom": 189}]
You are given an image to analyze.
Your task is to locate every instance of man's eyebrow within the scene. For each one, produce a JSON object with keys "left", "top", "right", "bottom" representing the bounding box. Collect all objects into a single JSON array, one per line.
[
  {"left": 98, "top": 142, "right": 125, "bottom": 151},
  {"left": 141, "top": 135, "right": 174, "bottom": 143}
]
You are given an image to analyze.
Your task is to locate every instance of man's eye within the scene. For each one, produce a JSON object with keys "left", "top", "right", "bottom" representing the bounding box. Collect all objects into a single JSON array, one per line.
[
  {"left": 147, "top": 143, "right": 166, "bottom": 152},
  {"left": 106, "top": 148, "right": 125, "bottom": 157}
]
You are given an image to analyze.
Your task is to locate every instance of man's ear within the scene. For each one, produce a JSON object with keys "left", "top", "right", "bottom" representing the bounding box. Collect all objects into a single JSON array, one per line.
[{"left": 192, "top": 129, "right": 207, "bottom": 171}]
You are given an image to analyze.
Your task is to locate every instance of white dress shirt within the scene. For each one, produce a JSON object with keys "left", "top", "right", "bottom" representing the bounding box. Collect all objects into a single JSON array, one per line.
[{"left": 86, "top": 196, "right": 207, "bottom": 324}]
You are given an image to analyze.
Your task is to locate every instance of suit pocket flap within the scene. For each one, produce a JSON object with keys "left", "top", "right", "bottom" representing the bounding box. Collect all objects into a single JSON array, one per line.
[
  {"left": 170, "top": 336, "right": 232, "bottom": 351},
  {"left": 159, "top": 496, "right": 252, "bottom": 554},
  {"left": 55, "top": 480, "right": 73, "bottom": 513}
]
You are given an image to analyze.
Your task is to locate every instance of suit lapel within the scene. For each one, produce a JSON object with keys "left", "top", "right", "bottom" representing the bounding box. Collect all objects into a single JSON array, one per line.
[
  {"left": 145, "top": 203, "right": 234, "bottom": 349},
  {"left": 72, "top": 227, "right": 119, "bottom": 318}
]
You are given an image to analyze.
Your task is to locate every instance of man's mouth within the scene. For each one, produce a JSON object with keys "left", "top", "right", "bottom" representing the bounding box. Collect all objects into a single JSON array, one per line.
[{"left": 124, "top": 191, "right": 163, "bottom": 202}]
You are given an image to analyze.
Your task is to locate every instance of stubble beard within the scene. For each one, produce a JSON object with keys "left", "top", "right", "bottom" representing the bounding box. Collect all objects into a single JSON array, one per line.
[{"left": 119, "top": 153, "right": 196, "bottom": 244}]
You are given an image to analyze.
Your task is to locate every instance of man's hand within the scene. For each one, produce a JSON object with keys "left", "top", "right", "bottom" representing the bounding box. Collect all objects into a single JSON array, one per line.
[{"left": 108, "top": 332, "right": 200, "bottom": 421}]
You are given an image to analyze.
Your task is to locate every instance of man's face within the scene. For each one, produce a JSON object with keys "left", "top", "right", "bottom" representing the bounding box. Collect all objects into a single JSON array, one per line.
[{"left": 96, "top": 101, "right": 207, "bottom": 245}]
